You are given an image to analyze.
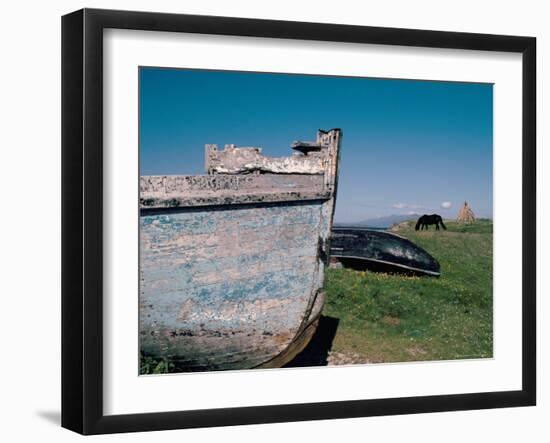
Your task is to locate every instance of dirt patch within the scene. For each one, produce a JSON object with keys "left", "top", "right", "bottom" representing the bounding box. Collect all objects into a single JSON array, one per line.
[
  {"left": 406, "top": 346, "right": 427, "bottom": 357},
  {"left": 327, "top": 351, "right": 371, "bottom": 366}
]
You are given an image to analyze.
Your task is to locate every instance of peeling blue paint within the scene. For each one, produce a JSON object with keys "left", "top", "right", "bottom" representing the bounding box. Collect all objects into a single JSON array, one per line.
[{"left": 140, "top": 201, "right": 325, "bottom": 368}]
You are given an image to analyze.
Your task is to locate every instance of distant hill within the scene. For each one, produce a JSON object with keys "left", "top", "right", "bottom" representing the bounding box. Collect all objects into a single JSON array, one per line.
[{"left": 334, "top": 213, "right": 420, "bottom": 229}]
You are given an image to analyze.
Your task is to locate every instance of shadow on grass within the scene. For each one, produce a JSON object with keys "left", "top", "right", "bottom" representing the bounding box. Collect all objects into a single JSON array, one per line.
[{"left": 283, "top": 315, "right": 340, "bottom": 368}]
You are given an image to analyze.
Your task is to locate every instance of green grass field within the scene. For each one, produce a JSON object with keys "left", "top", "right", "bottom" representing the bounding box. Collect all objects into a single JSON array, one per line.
[{"left": 323, "top": 219, "right": 493, "bottom": 363}]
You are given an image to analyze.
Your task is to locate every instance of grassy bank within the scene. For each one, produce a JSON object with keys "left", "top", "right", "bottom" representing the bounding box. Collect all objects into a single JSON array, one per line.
[{"left": 323, "top": 219, "right": 493, "bottom": 363}]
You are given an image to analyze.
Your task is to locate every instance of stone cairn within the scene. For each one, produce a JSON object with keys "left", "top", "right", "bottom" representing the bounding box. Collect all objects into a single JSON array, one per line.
[{"left": 456, "top": 201, "right": 476, "bottom": 223}]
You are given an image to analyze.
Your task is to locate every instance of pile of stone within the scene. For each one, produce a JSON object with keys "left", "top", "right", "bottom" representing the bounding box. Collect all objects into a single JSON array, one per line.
[{"left": 457, "top": 201, "right": 476, "bottom": 223}]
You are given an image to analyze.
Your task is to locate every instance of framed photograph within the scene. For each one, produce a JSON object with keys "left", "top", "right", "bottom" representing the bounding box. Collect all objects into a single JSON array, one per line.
[{"left": 61, "top": 8, "right": 536, "bottom": 435}]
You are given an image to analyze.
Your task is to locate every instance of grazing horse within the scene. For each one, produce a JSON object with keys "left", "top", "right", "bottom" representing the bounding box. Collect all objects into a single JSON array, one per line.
[{"left": 415, "top": 214, "right": 447, "bottom": 231}]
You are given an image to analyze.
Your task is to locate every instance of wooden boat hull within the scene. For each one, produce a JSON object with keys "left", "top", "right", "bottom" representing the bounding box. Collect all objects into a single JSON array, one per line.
[
  {"left": 140, "top": 202, "right": 330, "bottom": 370},
  {"left": 330, "top": 227, "right": 440, "bottom": 276},
  {"left": 139, "top": 129, "right": 341, "bottom": 371}
]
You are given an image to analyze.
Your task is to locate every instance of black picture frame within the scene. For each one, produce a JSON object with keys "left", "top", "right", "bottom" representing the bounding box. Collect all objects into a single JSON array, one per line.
[{"left": 62, "top": 8, "right": 536, "bottom": 435}]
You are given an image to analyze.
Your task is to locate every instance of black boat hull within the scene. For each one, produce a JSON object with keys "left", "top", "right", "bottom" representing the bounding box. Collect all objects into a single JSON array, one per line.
[{"left": 330, "top": 227, "right": 440, "bottom": 276}]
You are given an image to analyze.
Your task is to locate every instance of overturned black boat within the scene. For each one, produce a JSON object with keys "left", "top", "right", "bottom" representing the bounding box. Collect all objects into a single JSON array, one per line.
[{"left": 330, "top": 227, "right": 440, "bottom": 276}]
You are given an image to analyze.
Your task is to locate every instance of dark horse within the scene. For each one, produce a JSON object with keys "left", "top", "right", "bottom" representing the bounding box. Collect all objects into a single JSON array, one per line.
[{"left": 415, "top": 214, "right": 447, "bottom": 231}]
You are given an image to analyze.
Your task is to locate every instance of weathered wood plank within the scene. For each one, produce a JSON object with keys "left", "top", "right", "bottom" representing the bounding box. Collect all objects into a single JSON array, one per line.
[
  {"left": 142, "top": 202, "right": 323, "bottom": 235},
  {"left": 205, "top": 144, "right": 325, "bottom": 174},
  {"left": 140, "top": 174, "right": 329, "bottom": 209}
]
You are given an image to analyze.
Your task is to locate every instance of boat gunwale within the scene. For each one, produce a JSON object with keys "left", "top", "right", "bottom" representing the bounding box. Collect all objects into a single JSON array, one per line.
[
  {"left": 331, "top": 254, "right": 441, "bottom": 276},
  {"left": 139, "top": 196, "right": 331, "bottom": 215}
]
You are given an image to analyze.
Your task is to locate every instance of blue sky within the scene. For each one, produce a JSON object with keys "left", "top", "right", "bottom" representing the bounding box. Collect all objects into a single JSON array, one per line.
[{"left": 140, "top": 67, "right": 493, "bottom": 223}]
